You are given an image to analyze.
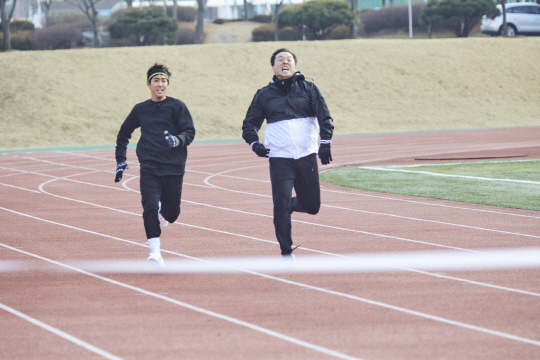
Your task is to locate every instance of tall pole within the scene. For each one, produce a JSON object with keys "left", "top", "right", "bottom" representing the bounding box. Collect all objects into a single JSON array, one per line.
[{"left": 408, "top": 0, "right": 413, "bottom": 39}]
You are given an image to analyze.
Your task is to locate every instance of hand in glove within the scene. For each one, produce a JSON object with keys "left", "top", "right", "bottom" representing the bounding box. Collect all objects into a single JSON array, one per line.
[
  {"left": 164, "top": 130, "right": 181, "bottom": 148},
  {"left": 251, "top": 141, "right": 270, "bottom": 158},
  {"left": 318, "top": 143, "right": 332, "bottom": 165},
  {"left": 115, "top": 162, "right": 129, "bottom": 183}
]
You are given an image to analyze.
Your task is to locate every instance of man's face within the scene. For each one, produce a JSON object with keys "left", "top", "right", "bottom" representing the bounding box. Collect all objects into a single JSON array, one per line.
[
  {"left": 272, "top": 52, "right": 296, "bottom": 79},
  {"left": 147, "top": 75, "right": 169, "bottom": 101}
]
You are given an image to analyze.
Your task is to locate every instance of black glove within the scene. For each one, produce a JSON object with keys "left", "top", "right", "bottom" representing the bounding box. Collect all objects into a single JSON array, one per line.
[
  {"left": 318, "top": 143, "right": 332, "bottom": 165},
  {"left": 164, "top": 130, "right": 181, "bottom": 148},
  {"left": 252, "top": 142, "right": 270, "bottom": 158},
  {"left": 115, "top": 162, "right": 129, "bottom": 183}
]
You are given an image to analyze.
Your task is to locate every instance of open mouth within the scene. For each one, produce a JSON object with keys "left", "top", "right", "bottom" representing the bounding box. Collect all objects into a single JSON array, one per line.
[{"left": 282, "top": 66, "right": 289, "bottom": 72}]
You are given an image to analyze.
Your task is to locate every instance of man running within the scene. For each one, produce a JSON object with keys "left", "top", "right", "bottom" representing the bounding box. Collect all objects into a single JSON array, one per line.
[
  {"left": 242, "top": 48, "right": 334, "bottom": 260},
  {"left": 114, "top": 63, "right": 196, "bottom": 267}
]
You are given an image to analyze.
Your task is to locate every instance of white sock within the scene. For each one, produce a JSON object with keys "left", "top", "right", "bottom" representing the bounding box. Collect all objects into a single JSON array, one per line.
[{"left": 148, "top": 237, "right": 160, "bottom": 254}]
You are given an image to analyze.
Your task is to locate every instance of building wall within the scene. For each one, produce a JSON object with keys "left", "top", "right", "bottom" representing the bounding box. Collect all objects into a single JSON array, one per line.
[{"left": 5, "top": 0, "right": 33, "bottom": 19}]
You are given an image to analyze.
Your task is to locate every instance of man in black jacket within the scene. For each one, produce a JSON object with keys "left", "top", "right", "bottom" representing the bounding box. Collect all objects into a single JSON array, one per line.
[
  {"left": 114, "top": 63, "right": 196, "bottom": 267},
  {"left": 242, "top": 48, "right": 334, "bottom": 259}
]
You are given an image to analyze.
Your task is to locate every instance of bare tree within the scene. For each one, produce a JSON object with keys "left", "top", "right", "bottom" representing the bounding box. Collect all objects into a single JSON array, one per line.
[
  {"left": 195, "top": 0, "right": 206, "bottom": 44},
  {"left": 349, "top": 0, "right": 357, "bottom": 39},
  {"left": 40, "top": 0, "right": 54, "bottom": 26},
  {"left": 71, "top": 0, "right": 101, "bottom": 47},
  {"left": 499, "top": 0, "right": 508, "bottom": 35},
  {"left": 242, "top": 0, "right": 250, "bottom": 20},
  {"left": 0, "top": 0, "right": 17, "bottom": 51},
  {"left": 172, "top": 0, "right": 178, "bottom": 20},
  {"left": 273, "top": 0, "right": 284, "bottom": 41}
]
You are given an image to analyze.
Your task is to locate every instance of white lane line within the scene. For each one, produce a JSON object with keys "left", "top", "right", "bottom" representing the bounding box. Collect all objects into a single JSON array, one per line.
[
  {"left": 0, "top": 243, "right": 363, "bottom": 360},
  {"left": 389, "top": 159, "right": 540, "bottom": 168},
  {"left": 20, "top": 172, "right": 540, "bottom": 298},
  {"left": 2, "top": 218, "right": 540, "bottom": 348},
  {"left": 34, "top": 170, "right": 540, "bottom": 295},
  {"left": 59, "top": 150, "right": 253, "bottom": 164},
  {"left": 321, "top": 188, "right": 540, "bottom": 219},
  {"left": 0, "top": 166, "right": 131, "bottom": 192},
  {"left": 200, "top": 175, "right": 540, "bottom": 240},
  {"left": 6, "top": 165, "right": 540, "bottom": 296},
  {"left": 188, "top": 169, "right": 272, "bottom": 183},
  {"left": 14, "top": 151, "right": 539, "bottom": 222},
  {"left": 0, "top": 302, "right": 123, "bottom": 360},
  {"left": 120, "top": 175, "right": 211, "bottom": 190},
  {"left": 189, "top": 158, "right": 260, "bottom": 169},
  {"left": 191, "top": 167, "right": 540, "bottom": 220},
  {"left": 323, "top": 204, "right": 540, "bottom": 240},
  {"left": 182, "top": 199, "right": 487, "bottom": 253},
  {"left": 0, "top": 182, "right": 42, "bottom": 194},
  {"left": 360, "top": 166, "right": 540, "bottom": 185},
  {"left": 110, "top": 174, "right": 481, "bottom": 253},
  {"left": 201, "top": 169, "right": 540, "bottom": 245},
  {"left": 11, "top": 155, "right": 116, "bottom": 175}
]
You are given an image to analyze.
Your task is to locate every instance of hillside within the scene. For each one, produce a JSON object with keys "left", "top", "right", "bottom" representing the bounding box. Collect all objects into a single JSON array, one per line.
[{"left": 1, "top": 37, "right": 539, "bottom": 150}]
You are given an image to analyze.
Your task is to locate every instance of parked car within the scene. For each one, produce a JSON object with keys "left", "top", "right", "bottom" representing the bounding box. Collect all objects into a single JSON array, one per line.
[{"left": 481, "top": 2, "right": 540, "bottom": 36}]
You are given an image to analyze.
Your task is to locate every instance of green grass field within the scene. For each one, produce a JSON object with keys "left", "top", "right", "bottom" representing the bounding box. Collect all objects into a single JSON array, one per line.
[{"left": 320, "top": 159, "right": 540, "bottom": 211}]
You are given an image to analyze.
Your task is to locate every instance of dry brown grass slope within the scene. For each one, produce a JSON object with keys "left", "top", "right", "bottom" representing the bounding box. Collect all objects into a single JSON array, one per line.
[{"left": 1, "top": 37, "right": 539, "bottom": 150}]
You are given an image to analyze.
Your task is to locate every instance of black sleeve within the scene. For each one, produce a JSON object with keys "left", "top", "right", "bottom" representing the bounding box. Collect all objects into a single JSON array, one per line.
[
  {"left": 176, "top": 103, "right": 196, "bottom": 146},
  {"left": 310, "top": 84, "right": 334, "bottom": 141},
  {"left": 115, "top": 108, "right": 140, "bottom": 163},
  {"left": 242, "top": 90, "right": 265, "bottom": 145}
]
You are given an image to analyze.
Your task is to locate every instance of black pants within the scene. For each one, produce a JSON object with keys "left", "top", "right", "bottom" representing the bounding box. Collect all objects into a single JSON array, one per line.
[
  {"left": 269, "top": 154, "right": 321, "bottom": 255},
  {"left": 140, "top": 171, "right": 184, "bottom": 239}
]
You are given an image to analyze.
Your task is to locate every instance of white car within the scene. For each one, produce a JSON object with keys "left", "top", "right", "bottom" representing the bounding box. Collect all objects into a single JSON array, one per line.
[{"left": 481, "top": 2, "right": 540, "bottom": 36}]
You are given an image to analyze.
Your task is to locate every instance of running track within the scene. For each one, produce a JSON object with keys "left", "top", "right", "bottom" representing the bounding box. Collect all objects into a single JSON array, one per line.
[{"left": 1, "top": 127, "right": 540, "bottom": 360}]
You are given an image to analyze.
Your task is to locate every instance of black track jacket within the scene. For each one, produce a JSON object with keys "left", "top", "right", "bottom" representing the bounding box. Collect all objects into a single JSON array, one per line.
[
  {"left": 242, "top": 72, "right": 334, "bottom": 158},
  {"left": 115, "top": 96, "right": 196, "bottom": 175}
]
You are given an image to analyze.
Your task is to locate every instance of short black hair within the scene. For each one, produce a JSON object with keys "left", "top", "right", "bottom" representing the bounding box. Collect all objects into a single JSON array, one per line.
[
  {"left": 147, "top": 63, "right": 172, "bottom": 83},
  {"left": 270, "top": 48, "right": 297, "bottom": 66}
]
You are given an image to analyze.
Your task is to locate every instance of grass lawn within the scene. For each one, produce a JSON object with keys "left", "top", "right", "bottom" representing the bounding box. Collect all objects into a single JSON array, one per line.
[{"left": 320, "top": 159, "right": 540, "bottom": 211}]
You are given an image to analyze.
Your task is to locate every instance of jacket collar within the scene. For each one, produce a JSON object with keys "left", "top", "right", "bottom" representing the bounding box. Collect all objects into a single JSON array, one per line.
[{"left": 270, "top": 71, "right": 304, "bottom": 84}]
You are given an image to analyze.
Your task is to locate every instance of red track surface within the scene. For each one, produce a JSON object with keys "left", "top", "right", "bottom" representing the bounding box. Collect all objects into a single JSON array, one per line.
[{"left": 1, "top": 127, "right": 540, "bottom": 360}]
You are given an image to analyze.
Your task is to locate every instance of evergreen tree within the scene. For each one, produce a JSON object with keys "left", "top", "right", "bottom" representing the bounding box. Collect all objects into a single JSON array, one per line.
[
  {"left": 108, "top": 7, "right": 178, "bottom": 46},
  {"left": 420, "top": 0, "right": 499, "bottom": 37}
]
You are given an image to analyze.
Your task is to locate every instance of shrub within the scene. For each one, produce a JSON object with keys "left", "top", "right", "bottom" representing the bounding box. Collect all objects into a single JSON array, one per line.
[
  {"left": 108, "top": 7, "right": 178, "bottom": 46},
  {"left": 328, "top": 24, "right": 350, "bottom": 39},
  {"left": 29, "top": 24, "right": 82, "bottom": 50},
  {"left": 359, "top": 3, "right": 423, "bottom": 34},
  {"left": 9, "top": 30, "right": 33, "bottom": 50},
  {"left": 252, "top": 23, "right": 302, "bottom": 42},
  {"left": 279, "top": 26, "right": 301, "bottom": 41},
  {"left": 177, "top": 26, "right": 195, "bottom": 45},
  {"left": 249, "top": 14, "right": 272, "bottom": 23},
  {"left": 9, "top": 19, "right": 35, "bottom": 32},
  {"left": 213, "top": 18, "right": 244, "bottom": 24},
  {"left": 46, "top": 12, "right": 89, "bottom": 26},
  {"left": 419, "top": 0, "right": 499, "bottom": 38},
  {"left": 252, "top": 23, "right": 274, "bottom": 42},
  {"left": 103, "top": 37, "right": 135, "bottom": 47},
  {"left": 279, "top": 0, "right": 356, "bottom": 40}
]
